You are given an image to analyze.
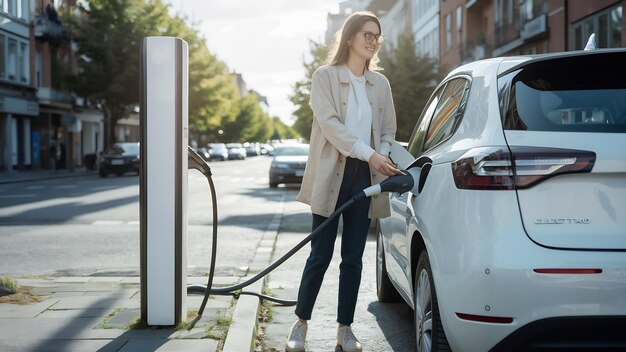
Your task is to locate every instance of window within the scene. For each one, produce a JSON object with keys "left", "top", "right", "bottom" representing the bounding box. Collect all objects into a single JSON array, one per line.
[
  {"left": 19, "top": 41, "right": 27, "bottom": 83},
  {"left": 445, "top": 14, "right": 452, "bottom": 50},
  {"left": 506, "top": 0, "right": 513, "bottom": 24},
  {"left": 423, "top": 78, "right": 469, "bottom": 150},
  {"left": 0, "top": 35, "right": 5, "bottom": 79},
  {"left": 573, "top": 4, "right": 622, "bottom": 49},
  {"left": 408, "top": 90, "right": 440, "bottom": 158},
  {"left": 7, "top": 38, "right": 17, "bottom": 80},
  {"left": 457, "top": 6, "right": 463, "bottom": 32},
  {"left": 502, "top": 52, "right": 626, "bottom": 133}
]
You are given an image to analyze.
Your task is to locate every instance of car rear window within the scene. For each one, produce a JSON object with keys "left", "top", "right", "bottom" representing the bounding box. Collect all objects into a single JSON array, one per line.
[{"left": 501, "top": 51, "right": 626, "bottom": 133}]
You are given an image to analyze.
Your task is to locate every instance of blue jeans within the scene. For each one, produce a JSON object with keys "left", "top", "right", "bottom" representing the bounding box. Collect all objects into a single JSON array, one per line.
[{"left": 295, "top": 157, "right": 372, "bottom": 325}]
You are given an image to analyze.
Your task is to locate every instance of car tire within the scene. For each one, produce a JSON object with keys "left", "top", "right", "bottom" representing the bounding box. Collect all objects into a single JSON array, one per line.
[
  {"left": 116, "top": 172, "right": 124, "bottom": 177},
  {"left": 376, "top": 222, "right": 402, "bottom": 302},
  {"left": 99, "top": 170, "right": 107, "bottom": 178},
  {"left": 414, "top": 250, "right": 450, "bottom": 352},
  {"left": 269, "top": 182, "right": 278, "bottom": 188}
]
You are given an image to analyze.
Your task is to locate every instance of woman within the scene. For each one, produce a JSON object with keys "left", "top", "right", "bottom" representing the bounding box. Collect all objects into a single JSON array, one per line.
[{"left": 287, "top": 11, "right": 400, "bottom": 352}]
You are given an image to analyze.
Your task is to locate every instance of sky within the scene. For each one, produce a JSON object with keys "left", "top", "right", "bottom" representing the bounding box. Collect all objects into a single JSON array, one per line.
[{"left": 164, "top": 0, "right": 342, "bottom": 126}]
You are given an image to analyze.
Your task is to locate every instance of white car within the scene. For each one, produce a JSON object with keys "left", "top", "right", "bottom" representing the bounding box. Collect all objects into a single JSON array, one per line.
[{"left": 378, "top": 48, "right": 626, "bottom": 351}]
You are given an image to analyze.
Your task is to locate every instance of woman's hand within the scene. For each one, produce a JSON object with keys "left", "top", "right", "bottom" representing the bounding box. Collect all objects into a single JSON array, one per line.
[{"left": 369, "top": 153, "right": 403, "bottom": 177}]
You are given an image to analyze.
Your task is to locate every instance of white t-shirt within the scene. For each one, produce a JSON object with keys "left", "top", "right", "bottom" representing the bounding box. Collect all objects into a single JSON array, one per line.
[{"left": 346, "top": 70, "right": 376, "bottom": 162}]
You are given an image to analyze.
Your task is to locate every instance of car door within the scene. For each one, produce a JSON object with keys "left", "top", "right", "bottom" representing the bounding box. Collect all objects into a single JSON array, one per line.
[
  {"left": 384, "top": 87, "right": 442, "bottom": 299},
  {"left": 389, "top": 77, "right": 471, "bottom": 303}
]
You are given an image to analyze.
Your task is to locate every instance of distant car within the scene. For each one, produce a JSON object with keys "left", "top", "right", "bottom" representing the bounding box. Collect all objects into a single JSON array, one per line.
[
  {"left": 260, "top": 143, "right": 275, "bottom": 156},
  {"left": 195, "top": 147, "right": 211, "bottom": 161},
  {"left": 377, "top": 49, "right": 626, "bottom": 351},
  {"left": 244, "top": 143, "right": 261, "bottom": 157},
  {"left": 226, "top": 143, "right": 246, "bottom": 160},
  {"left": 269, "top": 144, "right": 309, "bottom": 188},
  {"left": 98, "top": 142, "right": 140, "bottom": 177},
  {"left": 208, "top": 143, "right": 228, "bottom": 161}
]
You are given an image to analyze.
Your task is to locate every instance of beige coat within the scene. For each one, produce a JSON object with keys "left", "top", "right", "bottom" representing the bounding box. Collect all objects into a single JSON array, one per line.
[{"left": 296, "top": 64, "right": 397, "bottom": 218}]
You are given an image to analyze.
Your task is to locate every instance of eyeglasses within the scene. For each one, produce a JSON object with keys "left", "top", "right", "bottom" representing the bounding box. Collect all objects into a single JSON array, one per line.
[{"left": 359, "top": 31, "right": 384, "bottom": 45}]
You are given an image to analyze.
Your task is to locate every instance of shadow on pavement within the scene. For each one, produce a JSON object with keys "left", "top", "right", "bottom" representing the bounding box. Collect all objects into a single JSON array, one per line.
[{"left": 367, "top": 300, "right": 416, "bottom": 351}]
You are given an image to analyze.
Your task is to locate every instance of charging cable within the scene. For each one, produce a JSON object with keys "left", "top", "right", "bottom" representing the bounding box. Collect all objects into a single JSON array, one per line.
[{"left": 186, "top": 147, "right": 417, "bottom": 327}]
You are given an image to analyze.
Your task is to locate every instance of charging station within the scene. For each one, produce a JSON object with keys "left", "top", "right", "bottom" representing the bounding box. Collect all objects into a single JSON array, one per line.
[{"left": 139, "top": 36, "right": 189, "bottom": 326}]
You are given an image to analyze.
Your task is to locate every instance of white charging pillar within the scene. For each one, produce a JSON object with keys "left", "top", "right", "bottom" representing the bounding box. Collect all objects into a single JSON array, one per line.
[{"left": 140, "top": 37, "right": 188, "bottom": 326}]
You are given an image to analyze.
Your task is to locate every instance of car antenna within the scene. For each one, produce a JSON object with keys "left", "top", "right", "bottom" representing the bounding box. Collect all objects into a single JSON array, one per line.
[{"left": 584, "top": 33, "right": 596, "bottom": 51}]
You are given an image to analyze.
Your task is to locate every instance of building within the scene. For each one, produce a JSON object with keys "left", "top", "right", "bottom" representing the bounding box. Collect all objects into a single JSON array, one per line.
[
  {"left": 1, "top": 0, "right": 39, "bottom": 172},
  {"left": 1, "top": 0, "right": 104, "bottom": 173},
  {"left": 325, "top": 0, "right": 373, "bottom": 45},
  {"left": 412, "top": 0, "right": 440, "bottom": 59},
  {"left": 441, "top": 0, "right": 625, "bottom": 71},
  {"left": 369, "top": 0, "right": 411, "bottom": 50}
]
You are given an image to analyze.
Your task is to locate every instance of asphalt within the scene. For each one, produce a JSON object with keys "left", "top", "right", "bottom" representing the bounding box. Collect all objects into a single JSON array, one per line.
[{"left": 0, "top": 168, "right": 282, "bottom": 352}]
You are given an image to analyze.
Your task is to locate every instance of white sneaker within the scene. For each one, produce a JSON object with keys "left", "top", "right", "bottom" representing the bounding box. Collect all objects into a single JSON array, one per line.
[
  {"left": 285, "top": 320, "right": 307, "bottom": 352},
  {"left": 337, "top": 325, "right": 362, "bottom": 352}
]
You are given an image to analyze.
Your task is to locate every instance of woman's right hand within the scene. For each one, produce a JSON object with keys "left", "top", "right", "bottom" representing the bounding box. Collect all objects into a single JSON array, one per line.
[{"left": 369, "top": 153, "right": 402, "bottom": 177}]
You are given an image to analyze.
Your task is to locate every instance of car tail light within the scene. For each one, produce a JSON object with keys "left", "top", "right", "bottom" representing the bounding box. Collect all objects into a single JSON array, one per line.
[{"left": 451, "top": 146, "right": 595, "bottom": 190}]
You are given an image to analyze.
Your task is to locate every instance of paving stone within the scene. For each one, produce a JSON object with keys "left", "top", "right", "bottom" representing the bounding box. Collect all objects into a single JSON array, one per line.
[
  {"left": 51, "top": 296, "right": 138, "bottom": 310},
  {"left": 0, "top": 298, "right": 59, "bottom": 318},
  {"left": 119, "top": 338, "right": 218, "bottom": 352},
  {"left": 106, "top": 308, "right": 141, "bottom": 328},
  {"left": 39, "top": 308, "right": 112, "bottom": 319},
  {"left": 0, "top": 338, "right": 127, "bottom": 352}
]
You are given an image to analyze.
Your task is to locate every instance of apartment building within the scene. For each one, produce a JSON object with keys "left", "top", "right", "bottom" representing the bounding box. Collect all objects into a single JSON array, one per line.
[
  {"left": 441, "top": 0, "right": 625, "bottom": 71},
  {"left": 1, "top": 0, "right": 104, "bottom": 173},
  {"left": 1, "top": 0, "right": 38, "bottom": 172}
]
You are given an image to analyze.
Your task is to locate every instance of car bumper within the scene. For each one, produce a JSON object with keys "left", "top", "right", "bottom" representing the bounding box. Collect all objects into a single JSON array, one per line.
[
  {"left": 269, "top": 169, "right": 304, "bottom": 184},
  {"left": 413, "top": 165, "right": 626, "bottom": 351}
]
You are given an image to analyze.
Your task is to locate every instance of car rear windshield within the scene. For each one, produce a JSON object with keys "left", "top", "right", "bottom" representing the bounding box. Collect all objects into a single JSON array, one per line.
[{"left": 501, "top": 51, "right": 626, "bottom": 133}]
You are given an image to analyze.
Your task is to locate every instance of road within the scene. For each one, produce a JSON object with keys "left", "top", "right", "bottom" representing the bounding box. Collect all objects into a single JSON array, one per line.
[
  {"left": 0, "top": 155, "right": 415, "bottom": 351},
  {"left": 0, "top": 156, "right": 281, "bottom": 277}
]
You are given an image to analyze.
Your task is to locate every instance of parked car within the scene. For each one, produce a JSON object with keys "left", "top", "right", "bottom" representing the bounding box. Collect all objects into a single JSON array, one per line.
[
  {"left": 226, "top": 143, "right": 246, "bottom": 160},
  {"left": 244, "top": 143, "right": 261, "bottom": 157},
  {"left": 208, "top": 143, "right": 228, "bottom": 161},
  {"left": 377, "top": 49, "right": 626, "bottom": 351},
  {"left": 194, "top": 147, "right": 211, "bottom": 161},
  {"left": 260, "top": 143, "right": 275, "bottom": 156},
  {"left": 98, "top": 142, "right": 140, "bottom": 177},
  {"left": 269, "top": 144, "right": 309, "bottom": 188}
]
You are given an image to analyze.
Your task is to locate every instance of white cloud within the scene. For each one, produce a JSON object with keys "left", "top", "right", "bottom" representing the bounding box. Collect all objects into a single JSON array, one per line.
[{"left": 166, "top": 0, "right": 340, "bottom": 125}]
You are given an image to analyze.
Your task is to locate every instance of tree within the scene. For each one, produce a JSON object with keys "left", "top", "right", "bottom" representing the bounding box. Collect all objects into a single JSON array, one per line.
[
  {"left": 289, "top": 40, "right": 328, "bottom": 141},
  {"left": 67, "top": 0, "right": 237, "bottom": 147},
  {"left": 379, "top": 34, "right": 441, "bottom": 142}
]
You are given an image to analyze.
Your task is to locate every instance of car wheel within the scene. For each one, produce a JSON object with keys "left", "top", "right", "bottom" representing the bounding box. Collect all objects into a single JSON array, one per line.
[
  {"left": 269, "top": 182, "right": 278, "bottom": 188},
  {"left": 376, "top": 222, "right": 402, "bottom": 302},
  {"left": 99, "top": 170, "right": 107, "bottom": 178},
  {"left": 415, "top": 250, "right": 450, "bottom": 352},
  {"left": 116, "top": 172, "right": 124, "bottom": 177}
]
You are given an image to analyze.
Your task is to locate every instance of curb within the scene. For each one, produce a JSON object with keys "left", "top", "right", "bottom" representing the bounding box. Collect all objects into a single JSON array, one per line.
[
  {"left": 222, "top": 195, "right": 285, "bottom": 352},
  {"left": 0, "top": 170, "right": 97, "bottom": 184}
]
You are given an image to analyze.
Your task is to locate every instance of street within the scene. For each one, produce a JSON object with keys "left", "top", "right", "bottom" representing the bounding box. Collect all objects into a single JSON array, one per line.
[
  {"left": 0, "top": 156, "right": 281, "bottom": 277},
  {"left": 0, "top": 155, "right": 415, "bottom": 351}
]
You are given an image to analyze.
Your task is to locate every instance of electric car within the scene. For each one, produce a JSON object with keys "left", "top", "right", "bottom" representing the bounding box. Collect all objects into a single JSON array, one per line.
[
  {"left": 269, "top": 143, "right": 309, "bottom": 188},
  {"left": 98, "top": 142, "right": 140, "bottom": 177},
  {"left": 377, "top": 49, "right": 626, "bottom": 351}
]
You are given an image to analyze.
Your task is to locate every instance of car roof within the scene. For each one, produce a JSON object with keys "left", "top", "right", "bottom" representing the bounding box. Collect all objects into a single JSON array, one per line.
[{"left": 445, "top": 48, "right": 626, "bottom": 80}]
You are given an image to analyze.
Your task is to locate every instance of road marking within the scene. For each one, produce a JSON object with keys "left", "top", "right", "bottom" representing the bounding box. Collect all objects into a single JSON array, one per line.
[
  {"left": 0, "top": 194, "right": 36, "bottom": 198},
  {"left": 92, "top": 220, "right": 125, "bottom": 225}
]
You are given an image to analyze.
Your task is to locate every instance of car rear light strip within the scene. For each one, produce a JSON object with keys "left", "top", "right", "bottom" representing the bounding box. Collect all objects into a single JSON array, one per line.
[
  {"left": 533, "top": 268, "right": 602, "bottom": 274},
  {"left": 456, "top": 312, "right": 514, "bottom": 324},
  {"left": 451, "top": 146, "right": 595, "bottom": 190}
]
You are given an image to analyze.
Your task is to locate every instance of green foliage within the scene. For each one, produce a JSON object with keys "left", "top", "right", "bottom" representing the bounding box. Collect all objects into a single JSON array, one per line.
[
  {"left": 289, "top": 40, "right": 329, "bottom": 141},
  {"left": 65, "top": 0, "right": 240, "bottom": 146},
  {"left": 379, "top": 34, "right": 441, "bottom": 142},
  {"left": 0, "top": 277, "right": 20, "bottom": 294}
]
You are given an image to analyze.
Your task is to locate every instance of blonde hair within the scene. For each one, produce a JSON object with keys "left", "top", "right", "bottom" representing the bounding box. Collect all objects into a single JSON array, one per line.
[{"left": 328, "top": 11, "right": 382, "bottom": 70}]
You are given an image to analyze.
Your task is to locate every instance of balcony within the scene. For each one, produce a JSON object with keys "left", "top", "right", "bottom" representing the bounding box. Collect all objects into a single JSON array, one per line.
[
  {"left": 521, "top": 13, "right": 548, "bottom": 40},
  {"left": 37, "top": 87, "right": 73, "bottom": 107},
  {"left": 34, "top": 16, "right": 67, "bottom": 42}
]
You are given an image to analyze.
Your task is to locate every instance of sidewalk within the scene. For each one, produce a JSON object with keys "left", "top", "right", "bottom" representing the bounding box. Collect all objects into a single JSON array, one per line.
[
  {"left": 0, "top": 167, "right": 97, "bottom": 185},
  {"left": 0, "top": 170, "right": 284, "bottom": 352}
]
